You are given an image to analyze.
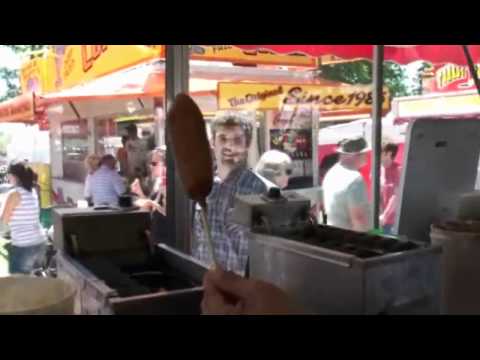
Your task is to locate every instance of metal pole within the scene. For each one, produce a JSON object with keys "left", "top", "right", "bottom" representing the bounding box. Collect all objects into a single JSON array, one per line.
[
  {"left": 462, "top": 45, "right": 480, "bottom": 97},
  {"left": 371, "top": 45, "right": 384, "bottom": 230},
  {"left": 312, "top": 106, "right": 320, "bottom": 187},
  {"left": 165, "top": 45, "right": 191, "bottom": 253}
]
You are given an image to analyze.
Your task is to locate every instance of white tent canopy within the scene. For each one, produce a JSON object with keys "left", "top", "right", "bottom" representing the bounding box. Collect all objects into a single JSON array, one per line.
[{"left": 318, "top": 112, "right": 407, "bottom": 146}]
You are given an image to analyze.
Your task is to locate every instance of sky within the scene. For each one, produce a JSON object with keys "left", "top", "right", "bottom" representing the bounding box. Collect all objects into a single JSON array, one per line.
[{"left": 0, "top": 46, "right": 21, "bottom": 96}]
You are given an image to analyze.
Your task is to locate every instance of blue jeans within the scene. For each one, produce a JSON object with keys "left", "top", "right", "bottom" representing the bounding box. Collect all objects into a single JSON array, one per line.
[
  {"left": 7, "top": 243, "right": 46, "bottom": 275},
  {"left": 382, "top": 225, "right": 394, "bottom": 236}
]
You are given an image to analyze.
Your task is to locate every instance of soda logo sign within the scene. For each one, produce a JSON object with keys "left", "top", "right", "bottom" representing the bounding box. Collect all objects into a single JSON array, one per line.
[
  {"left": 435, "top": 63, "right": 480, "bottom": 90},
  {"left": 81, "top": 45, "right": 108, "bottom": 73}
]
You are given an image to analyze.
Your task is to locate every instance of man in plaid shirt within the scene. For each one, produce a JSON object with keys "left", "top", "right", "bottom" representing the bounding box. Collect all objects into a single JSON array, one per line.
[{"left": 192, "top": 113, "right": 266, "bottom": 275}]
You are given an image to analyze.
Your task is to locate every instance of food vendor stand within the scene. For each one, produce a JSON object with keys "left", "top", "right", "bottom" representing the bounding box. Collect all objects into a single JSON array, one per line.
[
  {"left": 5, "top": 45, "right": 480, "bottom": 314},
  {"left": 37, "top": 46, "right": 382, "bottom": 208}
]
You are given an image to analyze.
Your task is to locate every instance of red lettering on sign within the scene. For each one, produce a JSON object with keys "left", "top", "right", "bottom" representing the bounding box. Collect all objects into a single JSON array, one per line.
[{"left": 81, "top": 45, "right": 108, "bottom": 73}]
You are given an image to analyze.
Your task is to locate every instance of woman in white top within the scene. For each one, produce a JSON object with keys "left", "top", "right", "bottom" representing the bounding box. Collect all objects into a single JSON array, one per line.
[{"left": 0, "top": 162, "right": 45, "bottom": 274}]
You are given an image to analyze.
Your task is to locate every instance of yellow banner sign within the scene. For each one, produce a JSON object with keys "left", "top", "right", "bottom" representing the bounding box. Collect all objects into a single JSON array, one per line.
[
  {"left": 54, "top": 45, "right": 163, "bottom": 91},
  {"left": 218, "top": 82, "right": 390, "bottom": 114},
  {"left": 37, "top": 45, "right": 316, "bottom": 94},
  {"left": 20, "top": 54, "right": 57, "bottom": 95},
  {"left": 191, "top": 45, "right": 316, "bottom": 67}
]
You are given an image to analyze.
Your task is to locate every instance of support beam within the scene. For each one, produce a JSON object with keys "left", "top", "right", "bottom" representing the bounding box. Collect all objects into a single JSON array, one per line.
[
  {"left": 371, "top": 45, "right": 384, "bottom": 230},
  {"left": 165, "top": 45, "right": 191, "bottom": 253}
]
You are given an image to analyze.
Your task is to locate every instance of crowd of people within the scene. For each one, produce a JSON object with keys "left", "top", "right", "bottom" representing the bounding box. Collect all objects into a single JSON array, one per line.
[
  {"left": 200, "top": 128, "right": 401, "bottom": 314},
  {"left": 70, "top": 113, "right": 402, "bottom": 314},
  {"left": 81, "top": 124, "right": 169, "bottom": 246},
  {"left": 0, "top": 109, "right": 401, "bottom": 314}
]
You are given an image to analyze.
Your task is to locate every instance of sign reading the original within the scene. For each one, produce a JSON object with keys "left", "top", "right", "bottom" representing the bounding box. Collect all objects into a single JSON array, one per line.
[{"left": 218, "top": 82, "right": 390, "bottom": 114}]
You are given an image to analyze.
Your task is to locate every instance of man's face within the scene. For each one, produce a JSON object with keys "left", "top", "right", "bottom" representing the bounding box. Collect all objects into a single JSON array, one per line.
[{"left": 213, "top": 125, "right": 249, "bottom": 169}]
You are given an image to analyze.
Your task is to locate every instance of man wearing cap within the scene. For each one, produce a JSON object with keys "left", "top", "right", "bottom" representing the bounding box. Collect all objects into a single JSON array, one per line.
[{"left": 322, "top": 137, "right": 371, "bottom": 232}]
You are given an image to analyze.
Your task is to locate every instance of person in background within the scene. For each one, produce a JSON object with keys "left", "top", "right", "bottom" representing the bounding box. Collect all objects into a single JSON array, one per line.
[
  {"left": 141, "top": 129, "right": 156, "bottom": 151},
  {"left": 318, "top": 152, "right": 340, "bottom": 224},
  {"left": 84, "top": 154, "right": 101, "bottom": 175},
  {"left": 1, "top": 162, "right": 46, "bottom": 274},
  {"left": 131, "top": 146, "right": 168, "bottom": 244},
  {"left": 125, "top": 124, "right": 148, "bottom": 182},
  {"left": 192, "top": 112, "right": 266, "bottom": 275},
  {"left": 322, "top": 137, "right": 370, "bottom": 232},
  {"left": 83, "top": 154, "right": 101, "bottom": 206},
  {"left": 116, "top": 136, "right": 129, "bottom": 178},
  {"left": 84, "top": 154, "right": 126, "bottom": 207},
  {"left": 254, "top": 150, "right": 293, "bottom": 190},
  {"left": 319, "top": 152, "right": 339, "bottom": 185},
  {"left": 380, "top": 142, "right": 401, "bottom": 235}
]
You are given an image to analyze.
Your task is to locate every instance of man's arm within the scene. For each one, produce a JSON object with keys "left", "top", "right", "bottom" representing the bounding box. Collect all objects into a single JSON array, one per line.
[
  {"left": 347, "top": 177, "right": 370, "bottom": 232},
  {"left": 130, "top": 178, "right": 147, "bottom": 198},
  {"left": 84, "top": 174, "right": 92, "bottom": 199},
  {"left": 349, "top": 206, "right": 370, "bottom": 232},
  {"left": 112, "top": 172, "right": 127, "bottom": 196},
  {"left": 202, "top": 268, "right": 299, "bottom": 315}
]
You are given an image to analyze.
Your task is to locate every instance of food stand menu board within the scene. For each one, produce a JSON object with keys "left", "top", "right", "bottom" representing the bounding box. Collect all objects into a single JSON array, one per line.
[
  {"left": 270, "top": 129, "right": 312, "bottom": 160},
  {"left": 270, "top": 128, "right": 313, "bottom": 180}
]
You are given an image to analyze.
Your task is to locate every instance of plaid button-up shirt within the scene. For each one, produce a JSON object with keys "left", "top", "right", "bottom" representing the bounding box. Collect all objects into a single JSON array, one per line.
[{"left": 192, "top": 166, "right": 267, "bottom": 275}]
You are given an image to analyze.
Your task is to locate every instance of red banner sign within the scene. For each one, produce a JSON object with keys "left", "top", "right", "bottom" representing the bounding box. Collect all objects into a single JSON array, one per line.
[{"left": 429, "top": 63, "right": 480, "bottom": 92}]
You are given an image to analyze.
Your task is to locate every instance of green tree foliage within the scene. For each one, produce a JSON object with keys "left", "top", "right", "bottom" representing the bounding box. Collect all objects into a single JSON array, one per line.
[
  {"left": 0, "top": 45, "right": 48, "bottom": 102},
  {"left": 319, "top": 60, "right": 413, "bottom": 99}
]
